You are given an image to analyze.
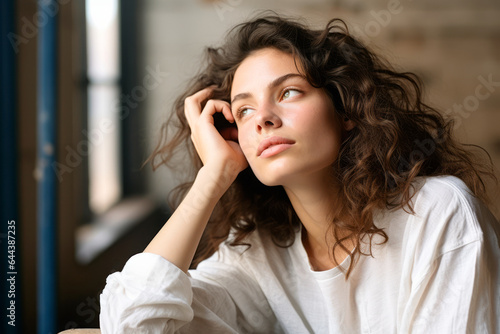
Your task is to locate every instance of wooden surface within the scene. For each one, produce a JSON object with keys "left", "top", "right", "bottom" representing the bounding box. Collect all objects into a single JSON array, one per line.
[{"left": 58, "top": 329, "right": 101, "bottom": 334}]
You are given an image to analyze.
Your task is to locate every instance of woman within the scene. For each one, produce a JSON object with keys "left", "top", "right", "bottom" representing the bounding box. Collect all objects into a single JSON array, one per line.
[{"left": 100, "top": 14, "right": 500, "bottom": 333}]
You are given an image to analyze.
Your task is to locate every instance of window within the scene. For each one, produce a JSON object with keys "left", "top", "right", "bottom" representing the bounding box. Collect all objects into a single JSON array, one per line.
[{"left": 77, "top": 0, "right": 156, "bottom": 264}]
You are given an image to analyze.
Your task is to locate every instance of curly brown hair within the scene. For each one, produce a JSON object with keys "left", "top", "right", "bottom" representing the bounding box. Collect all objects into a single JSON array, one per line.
[{"left": 147, "top": 14, "right": 495, "bottom": 276}]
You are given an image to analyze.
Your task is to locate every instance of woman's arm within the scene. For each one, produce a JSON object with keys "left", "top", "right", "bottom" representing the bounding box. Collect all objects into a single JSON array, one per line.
[
  {"left": 100, "top": 87, "right": 253, "bottom": 333},
  {"left": 144, "top": 87, "right": 247, "bottom": 272},
  {"left": 144, "top": 86, "right": 247, "bottom": 273},
  {"left": 100, "top": 247, "right": 280, "bottom": 333},
  {"left": 143, "top": 164, "right": 235, "bottom": 272}
]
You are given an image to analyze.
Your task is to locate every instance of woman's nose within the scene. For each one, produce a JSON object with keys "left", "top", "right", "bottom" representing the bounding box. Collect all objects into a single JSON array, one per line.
[{"left": 255, "top": 106, "right": 282, "bottom": 132}]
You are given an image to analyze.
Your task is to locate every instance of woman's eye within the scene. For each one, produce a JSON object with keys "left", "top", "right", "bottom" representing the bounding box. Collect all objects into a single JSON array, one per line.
[
  {"left": 281, "top": 89, "right": 300, "bottom": 101},
  {"left": 238, "top": 107, "right": 254, "bottom": 118}
]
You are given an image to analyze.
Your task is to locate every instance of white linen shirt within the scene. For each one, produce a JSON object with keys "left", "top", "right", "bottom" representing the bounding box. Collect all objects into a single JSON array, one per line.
[{"left": 99, "top": 176, "right": 500, "bottom": 333}]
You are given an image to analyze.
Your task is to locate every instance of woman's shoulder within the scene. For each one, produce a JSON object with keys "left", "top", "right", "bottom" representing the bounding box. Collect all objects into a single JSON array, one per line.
[
  {"left": 409, "top": 175, "right": 493, "bottom": 221},
  {"left": 413, "top": 175, "right": 475, "bottom": 204},
  {"left": 386, "top": 176, "right": 500, "bottom": 286},
  {"left": 404, "top": 175, "right": 498, "bottom": 252}
]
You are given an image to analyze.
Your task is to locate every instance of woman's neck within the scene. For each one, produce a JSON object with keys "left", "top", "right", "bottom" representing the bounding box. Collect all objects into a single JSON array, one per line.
[{"left": 283, "top": 172, "right": 352, "bottom": 270}]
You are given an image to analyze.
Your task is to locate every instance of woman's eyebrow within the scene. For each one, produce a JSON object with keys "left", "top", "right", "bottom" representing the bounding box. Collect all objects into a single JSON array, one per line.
[{"left": 231, "top": 73, "right": 306, "bottom": 105}]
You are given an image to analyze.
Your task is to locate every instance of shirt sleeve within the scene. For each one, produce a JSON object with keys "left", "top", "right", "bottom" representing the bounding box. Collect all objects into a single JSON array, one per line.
[
  {"left": 400, "top": 177, "right": 500, "bottom": 334},
  {"left": 99, "top": 244, "right": 280, "bottom": 333}
]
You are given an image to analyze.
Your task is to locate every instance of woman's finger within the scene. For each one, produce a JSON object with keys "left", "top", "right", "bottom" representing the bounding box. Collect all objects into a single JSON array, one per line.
[
  {"left": 200, "top": 99, "right": 233, "bottom": 124},
  {"left": 184, "top": 86, "right": 216, "bottom": 126}
]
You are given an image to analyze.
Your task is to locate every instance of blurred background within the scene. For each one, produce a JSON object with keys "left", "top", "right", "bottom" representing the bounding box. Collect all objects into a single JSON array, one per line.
[{"left": 2, "top": 0, "right": 499, "bottom": 332}]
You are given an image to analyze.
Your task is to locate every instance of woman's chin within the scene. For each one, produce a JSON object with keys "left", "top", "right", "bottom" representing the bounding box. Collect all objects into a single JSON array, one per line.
[{"left": 252, "top": 172, "right": 288, "bottom": 187}]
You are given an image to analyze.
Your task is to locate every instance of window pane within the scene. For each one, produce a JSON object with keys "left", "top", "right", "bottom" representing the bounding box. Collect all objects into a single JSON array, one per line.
[
  {"left": 86, "top": 0, "right": 121, "bottom": 214},
  {"left": 86, "top": 0, "right": 120, "bottom": 81},
  {"left": 87, "top": 84, "right": 122, "bottom": 214}
]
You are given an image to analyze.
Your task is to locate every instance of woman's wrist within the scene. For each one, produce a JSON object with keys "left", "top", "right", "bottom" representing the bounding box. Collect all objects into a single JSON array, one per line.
[{"left": 196, "top": 162, "right": 240, "bottom": 200}]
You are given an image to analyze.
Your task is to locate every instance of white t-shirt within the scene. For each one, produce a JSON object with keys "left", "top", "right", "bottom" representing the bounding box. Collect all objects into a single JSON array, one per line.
[{"left": 99, "top": 176, "right": 500, "bottom": 333}]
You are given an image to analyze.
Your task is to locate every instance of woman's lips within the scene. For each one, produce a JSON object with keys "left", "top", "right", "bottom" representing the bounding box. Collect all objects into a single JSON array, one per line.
[{"left": 257, "top": 136, "right": 295, "bottom": 158}]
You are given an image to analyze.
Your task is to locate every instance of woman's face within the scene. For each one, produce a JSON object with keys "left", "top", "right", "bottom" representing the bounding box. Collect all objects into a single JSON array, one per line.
[{"left": 230, "top": 48, "right": 352, "bottom": 187}]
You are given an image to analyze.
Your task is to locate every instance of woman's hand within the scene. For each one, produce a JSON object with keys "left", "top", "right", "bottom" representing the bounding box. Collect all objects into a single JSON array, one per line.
[
  {"left": 184, "top": 86, "right": 248, "bottom": 181},
  {"left": 143, "top": 87, "right": 248, "bottom": 271}
]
